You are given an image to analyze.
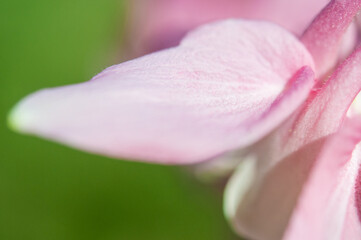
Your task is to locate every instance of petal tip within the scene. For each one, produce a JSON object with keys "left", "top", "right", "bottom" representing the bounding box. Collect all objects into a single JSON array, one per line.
[
  {"left": 8, "top": 109, "right": 24, "bottom": 135},
  {"left": 7, "top": 97, "right": 36, "bottom": 134}
]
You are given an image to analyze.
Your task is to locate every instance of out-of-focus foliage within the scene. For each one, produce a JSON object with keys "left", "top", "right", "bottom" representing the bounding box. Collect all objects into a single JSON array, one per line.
[{"left": 0, "top": 0, "right": 237, "bottom": 239}]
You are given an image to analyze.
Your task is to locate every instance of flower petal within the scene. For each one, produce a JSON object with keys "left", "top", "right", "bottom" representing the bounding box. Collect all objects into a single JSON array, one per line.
[
  {"left": 284, "top": 116, "right": 361, "bottom": 240},
  {"left": 127, "top": 0, "right": 329, "bottom": 56},
  {"left": 224, "top": 134, "right": 327, "bottom": 240},
  {"left": 288, "top": 47, "right": 361, "bottom": 154},
  {"left": 9, "top": 20, "right": 314, "bottom": 164},
  {"left": 224, "top": 46, "right": 361, "bottom": 239},
  {"left": 301, "top": 0, "right": 361, "bottom": 77}
]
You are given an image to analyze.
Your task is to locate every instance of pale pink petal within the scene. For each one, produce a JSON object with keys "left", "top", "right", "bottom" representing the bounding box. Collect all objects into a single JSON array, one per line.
[
  {"left": 127, "top": 0, "right": 329, "bottom": 56},
  {"left": 224, "top": 133, "right": 327, "bottom": 240},
  {"left": 338, "top": 22, "right": 359, "bottom": 61},
  {"left": 284, "top": 116, "right": 361, "bottom": 240},
  {"left": 301, "top": 0, "right": 361, "bottom": 77},
  {"left": 9, "top": 20, "right": 314, "bottom": 164},
  {"left": 224, "top": 46, "right": 361, "bottom": 239}
]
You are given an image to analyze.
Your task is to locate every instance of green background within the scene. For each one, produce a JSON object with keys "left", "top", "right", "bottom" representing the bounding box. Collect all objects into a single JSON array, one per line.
[{"left": 0, "top": 0, "right": 238, "bottom": 239}]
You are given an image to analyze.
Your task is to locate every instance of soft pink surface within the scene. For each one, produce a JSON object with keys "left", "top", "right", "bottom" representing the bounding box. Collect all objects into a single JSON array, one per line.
[
  {"left": 128, "top": 0, "right": 329, "bottom": 56},
  {"left": 225, "top": 46, "right": 361, "bottom": 240},
  {"left": 10, "top": 20, "right": 314, "bottom": 164},
  {"left": 301, "top": 0, "right": 361, "bottom": 77},
  {"left": 284, "top": 116, "right": 361, "bottom": 240}
]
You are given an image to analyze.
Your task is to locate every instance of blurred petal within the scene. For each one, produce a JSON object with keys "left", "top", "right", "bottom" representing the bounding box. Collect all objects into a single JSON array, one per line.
[
  {"left": 284, "top": 116, "right": 361, "bottom": 240},
  {"left": 192, "top": 148, "right": 249, "bottom": 183},
  {"left": 338, "top": 22, "right": 358, "bottom": 61},
  {"left": 224, "top": 133, "right": 327, "bottom": 240},
  {"left": 225, "top": 46, "right": 361, "bottom": 239},
  {"left": 9, "top": 20, "right": 314, "bottom": 164},
  {"left": 128, "top": 0, "right": 329, "bottom": 56},
  {"left": 301, "top": 0, "right": 361, "bottom": 77}
]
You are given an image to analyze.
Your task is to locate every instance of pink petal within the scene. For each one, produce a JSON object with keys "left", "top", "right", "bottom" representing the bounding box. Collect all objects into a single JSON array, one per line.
[
  {"left": 127, "top": 0, "right": 329, "bottom": 56},
  {"left": 338, "top": 22, "right": 358, "bottom": 61},
  {"left": 284, "top": 116, "right": 361, "bottom": 240},
  {"left": 301, "top": 0, "right": 361, "bottom": 77},
  {"left": 9, "top": 20, "right": 314, "bottom": 164},
  {"left": 224, "top": 46, "right": 361, "bottom": 239},
  {"left": 287, "top": 47, "right": 361, "bottom": 154}
]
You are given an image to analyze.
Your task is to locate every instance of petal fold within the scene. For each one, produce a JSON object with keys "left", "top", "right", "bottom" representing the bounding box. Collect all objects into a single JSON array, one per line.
[{"left": 224, "top": 46, "right": 361, "bottom": 239}]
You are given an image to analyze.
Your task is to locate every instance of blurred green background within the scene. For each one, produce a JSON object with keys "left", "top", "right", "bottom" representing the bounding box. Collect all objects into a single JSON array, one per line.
[{"left": 0, "top": 0, "right": 238, "bottom": 239}]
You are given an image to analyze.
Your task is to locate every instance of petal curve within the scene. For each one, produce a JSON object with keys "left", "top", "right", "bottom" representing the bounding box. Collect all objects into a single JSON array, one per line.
[{"left": 9, "top": 20, "right": 314, "bottom": 164}]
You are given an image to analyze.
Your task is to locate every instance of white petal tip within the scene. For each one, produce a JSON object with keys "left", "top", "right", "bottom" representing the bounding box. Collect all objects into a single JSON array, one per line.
[
  {"left": 224, "top": 154, "right": 257, "bottom": 220},
  {"left": 8, "top": 99, "right": 35, "bottom": 134}
]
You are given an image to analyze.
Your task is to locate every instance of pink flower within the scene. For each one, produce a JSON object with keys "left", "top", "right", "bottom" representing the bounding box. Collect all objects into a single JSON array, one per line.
[{"left": 8, "top": 0, "right": 361, "bottom": 239}]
